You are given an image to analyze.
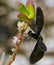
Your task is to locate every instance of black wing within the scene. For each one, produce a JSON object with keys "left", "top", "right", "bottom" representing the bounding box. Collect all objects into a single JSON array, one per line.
[
  {"left": 30, "top": 40, "right": 47, "bottom": 64},
  {"left": 36, "top": 7, "right": 44, "bottom": 34}
]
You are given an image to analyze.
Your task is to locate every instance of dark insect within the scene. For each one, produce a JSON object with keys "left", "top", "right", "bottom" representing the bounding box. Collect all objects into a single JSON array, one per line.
[{"left": 28, "top": 7, "right": 47, "bottom": 64}]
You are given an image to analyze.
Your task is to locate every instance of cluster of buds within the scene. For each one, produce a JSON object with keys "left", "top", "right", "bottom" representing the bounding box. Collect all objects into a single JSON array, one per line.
[{"left": 17, "top": 21, "right": 27, "bottom": 32}]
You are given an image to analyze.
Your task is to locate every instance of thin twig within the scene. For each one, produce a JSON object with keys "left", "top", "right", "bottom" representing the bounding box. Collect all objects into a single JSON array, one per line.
[
  {"left": 7, "top": 43, "right": 19, "bottom": 65},
  {"left": 7, "top": 21, "right": 28, "bottom": 65},
  {"left": 7, "top": 32, "right": 24, "bottom": 65}
]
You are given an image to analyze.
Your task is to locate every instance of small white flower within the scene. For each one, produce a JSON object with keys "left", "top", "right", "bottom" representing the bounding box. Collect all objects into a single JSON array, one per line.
[{"left": 17, "top": 21, "right": 27, "bottom": 31}]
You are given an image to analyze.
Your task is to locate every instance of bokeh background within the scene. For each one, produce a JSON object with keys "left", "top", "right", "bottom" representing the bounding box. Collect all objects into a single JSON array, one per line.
[{"left": 0, "top": 0, "right": 54, "bottom": 65}]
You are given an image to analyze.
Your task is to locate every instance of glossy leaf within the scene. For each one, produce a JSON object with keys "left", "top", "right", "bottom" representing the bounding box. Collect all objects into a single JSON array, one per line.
[
  {"left": 18, "top": 3, "right": 29, "bottom": 16},
  {"left": 26, "top": 0, "right": 35, "bottom": 19},
  {"left": 18, "top": 13, "right": 31, "bottom": 24},
  {"left": 18, "top": 0, "right": 35, "bottom": 23}
]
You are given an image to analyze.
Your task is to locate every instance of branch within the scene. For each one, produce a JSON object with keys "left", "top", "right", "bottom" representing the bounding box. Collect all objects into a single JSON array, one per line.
[{"left": 7, "top": 21, "right": 28, "bottom": 65}]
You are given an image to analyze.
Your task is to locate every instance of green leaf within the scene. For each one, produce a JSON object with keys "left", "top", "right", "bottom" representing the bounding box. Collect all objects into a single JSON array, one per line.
[
  {"left": 17, "top": 0, "right": 35, "bottom": 24},
  {"left": 18, "top": 3, "right": 29, "bottom": 17},
  {"left": 18, "top": 13, "right": 31, "bottom": 24},
  {"left": 26, "top": 0, "right": 35, "bottom": 19}
]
